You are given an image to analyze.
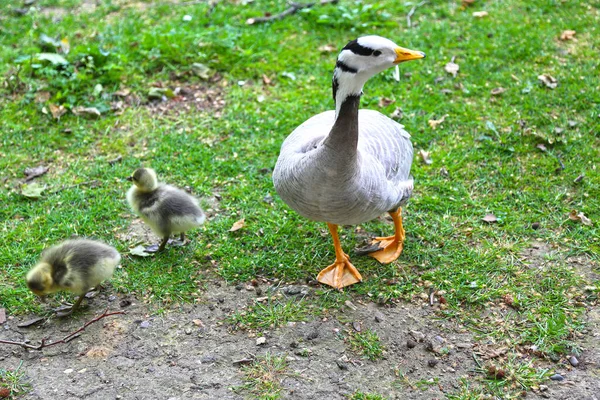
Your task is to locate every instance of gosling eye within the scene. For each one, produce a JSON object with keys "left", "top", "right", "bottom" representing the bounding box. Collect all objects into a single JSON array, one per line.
[{"left": 373, "top": 50, "right": 382, "bottom": 57}]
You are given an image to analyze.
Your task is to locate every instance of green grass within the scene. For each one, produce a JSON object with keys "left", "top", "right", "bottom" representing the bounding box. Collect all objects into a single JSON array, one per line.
[
  {"left": 347, "top": 328, "right": 384, "bottom": 361},
  {"left": 0, "top": 362, "right": 31, "bottom": 398},
  {"left": 1, "top": 0, "right": 599, "bottom": 397},
  {"left": 348, "top": 391, "right": 388, "bottom": 400},
  {"left": 235, "top": 353, "right": 288, "bottom": 400},
  {"left": 228, "top": 298, "right": 309, "bottom": 332}
]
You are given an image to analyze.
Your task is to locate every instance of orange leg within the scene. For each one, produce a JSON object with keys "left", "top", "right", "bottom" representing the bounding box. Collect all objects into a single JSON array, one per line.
[
  {"left": 367, "top": 207, "right": 405, "bottom": 264},
  {"left": 317, "top": 223, "right": 363, "bottom": 289}
]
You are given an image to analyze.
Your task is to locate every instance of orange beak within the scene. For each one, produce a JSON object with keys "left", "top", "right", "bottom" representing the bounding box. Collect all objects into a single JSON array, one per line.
[{"left": 394, "top": 47, "right": 426, "bottom": 64}]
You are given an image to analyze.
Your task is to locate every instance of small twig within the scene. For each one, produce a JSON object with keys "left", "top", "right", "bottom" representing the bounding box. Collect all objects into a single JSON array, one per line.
[
  {"left": 428, "top": 287, "right": 435, "bottom": 306},
  {"left": 107, "top": 155, "right": 123, "bottom": 165},
  {"left": 0, "top": 309, "right": 124, "bottom": 351},
  {"left": 407, "top": 1, "right": 428, "bottom": 28},
  {"left": 247, "top": 0, "right": 338, "bottom": 25}
]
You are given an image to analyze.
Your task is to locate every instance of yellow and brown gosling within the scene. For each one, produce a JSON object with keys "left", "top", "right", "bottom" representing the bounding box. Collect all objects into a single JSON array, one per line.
[
  {"left": 26, "top": 239, "right": 121, "bottom": 317},
  {"left": 126, "top": 167, "right": 206, "bottom": 251}
]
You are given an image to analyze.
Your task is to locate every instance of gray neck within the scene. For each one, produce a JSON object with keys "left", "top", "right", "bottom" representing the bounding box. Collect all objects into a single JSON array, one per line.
[{"left": 322, "top": 94, "right": 360, "bottom": 154}]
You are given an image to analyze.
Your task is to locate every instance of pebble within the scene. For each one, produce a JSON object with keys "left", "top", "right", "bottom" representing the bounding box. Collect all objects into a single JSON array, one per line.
[
  {"left": 532, "top": 222, "right": 540, "bottom": 230},
  {"left": 406, "top": 339, "right": 417, "bottom": 349},
  {"left": 256, "top": 337, "right": 266, "bottom": 346},
  {"left": 235, "top": 284, "right": 243, "bottom": 291},
  {"left": 427, "top": 359, "right": 438, "bottom": 368},
  {"left": 539, "top": 384, "right": 548, "bottom": 392},
  {"left": 549, "top": 373, "right": 564, "bottom": 381},
  {"left": 352, "top": 322, "right": 361, "bottom": 332},
  {"left": 336, "top": 360, "right": 348, "bottom": 370},
  {"left": 184, "top": 328, "right": 192, "bottom": 335},
  {"left": 306, "top": 330, "right": 319, "bottom": 340},
  {"left": 140, "top": 321, "right": 150, "bottom": 329},
  {"left": 374, "top": 311, "right": 385, "bottom": 323},
  {"left": 290, "top": 341, "right": 298, "bottom": 348},
  {"left": 119, "top": 299, "right": 132, "bottom": 308},
  {"left": 283, "top": 286, "right": 301, "bottom": 295},
  {"left": 568, "top": 355, "right": 579, "bottom": 367}
]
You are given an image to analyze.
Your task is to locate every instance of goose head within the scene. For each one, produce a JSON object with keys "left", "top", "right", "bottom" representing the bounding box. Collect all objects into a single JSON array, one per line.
[
  {"left": 129, "top": 168, "right": 159, "bottom": 192},
  {"left": 333, "top": 35, "right": 425, "bottom": 114}
]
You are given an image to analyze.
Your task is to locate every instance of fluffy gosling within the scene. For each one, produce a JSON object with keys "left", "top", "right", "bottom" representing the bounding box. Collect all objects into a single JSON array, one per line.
[
  {"left": 126, "top": 167, "right": 206, "bottom": 251},
  {"left": 26, "top": 239, "right": 121, "bottom": 316}
]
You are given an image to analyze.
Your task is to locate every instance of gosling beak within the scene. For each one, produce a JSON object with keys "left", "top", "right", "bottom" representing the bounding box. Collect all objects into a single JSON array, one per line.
[
  {"left": 394, "top": 47, "right": 426, "bottom": 64},
  {"left": 125, "top": 176, "right": 133, "bottom": 181}
]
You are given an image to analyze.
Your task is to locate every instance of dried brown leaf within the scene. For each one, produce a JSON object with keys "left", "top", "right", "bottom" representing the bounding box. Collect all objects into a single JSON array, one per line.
[
  {"left": 560, "top": 30, "right": 576, "bottom": 41},
  {"left": 35, "top": 91, "right": 51, "bottom": 103},
  {"left": 72, "top": 106, "right": 101, "bottom": 118},
  {"left": 24, "top": 165, "right": 49, "bottom": 182},
  {"left": 491, "top": 87, "right": 506, "bottom": 96},
  {"left": 482, "top": 213, "right": 497, "bottom": 223},
  {"left": 229, "top": 218, "right": 245, "bottom": 232},
  {"left": 48, "top": 104, "right": 67, "bottom": 120},
  {"left": 444, "top": 61, "right": 459, "bottom": 77},
  {"left": 428, "top": 114, "right": 448, "bottom": 129},
  {"left": 462, "top": 0, "right": 476, "bottom": 6},
  {"left": 418, "top": 149, "right": 433, "bottom": 165},
  {"left": 378, "top": 97, "right": 394, "bottom": 107},
  {"left": 538, "top": 74, "right": 557, "bottom": 89},
  {"left": 569, "top": 210, "right": 592, "bottom": 226},
  {"left": 114, "top": 88, "right": 131, "bottom": 97},
  {"left": 262, "top": 74, "right": 272, "bottom": 85},
  {"left": 318, "top": 44, "right": 336, "bottom": 53},
  {"left": 487, "top": 365, "right": 506, "bottom": 379}
]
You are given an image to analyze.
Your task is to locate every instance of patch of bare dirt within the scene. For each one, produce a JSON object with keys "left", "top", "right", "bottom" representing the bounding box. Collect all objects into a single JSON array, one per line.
[
  {"left": 2, "top": 283, "right": 481, "bottom": 399},
  {"left": 144, "top": 81, "right": 227, "bottom": 118}
]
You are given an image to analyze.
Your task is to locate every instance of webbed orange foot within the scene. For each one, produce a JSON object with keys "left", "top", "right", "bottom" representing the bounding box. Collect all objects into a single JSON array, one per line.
[{"left": 317, "top": 253, "right": 363, "bottom": 289}]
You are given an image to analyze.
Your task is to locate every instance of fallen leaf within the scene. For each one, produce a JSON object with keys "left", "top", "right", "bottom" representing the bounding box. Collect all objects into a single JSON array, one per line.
[
  {"left": 48, "top": 104, "right": 67, "bottom": 120},
  {"left": 390, "top": 107, "right": 403, "bottom": 120},
  {"left": 428, "top": 114, "right": 448, "bottom": 129},
  {"left": 482, "top": 213, "right": 497, "bottom": 223},
  {"left": 462, "top": 0, "right": 476, "bottom": 6},
  {"left": 0, "top": 308, "right": 6, "bottom": 324},
  {"left": 129, "top": 245, "right": 153, "bottom": 257},
  {"left": 21, "top": 182, "right": 45, "bottom": 199},
  {"left": 229, "top": 218, "right": 245, "bottom": 232},
  {"left": 569, "top": 210, "right": 592, "bottom": 226},
  {"left": 318, "top": 44, "right": 336, "bottom": 53},
  {"left": 378, "top": 97, "right": 394, "bottom": 107},
  {"left": 72, "top": 106, "right": 101, "bottom": 118},
  {"left": 148, "top": 87, "right": 175, "bottom": 99},
  {"left": 536, "top": 143, "right": 547, "bottom": 152},
  {"left": 472, "top": 10, "right": 488, "bottom": 17},
  {"left": 192, "top": 319, "right": 204, "bottom": 327},
  {"left": 0, "top": 388, "right": 9, "bottom": 398},
  {"left": 573, "top": 174, "right": 584, "bottom": 183},
  {"left": 35, "top": 91, "right": 51, "bottom": 103},
  {"left": 490, "top": 87, "right": 506, "bottom": 96},
  {"left": 262, "top": 74, "right": 272, "bottom": 85},
  {"left": 487, "top": 365, "right": 506, "bottom": 379},
  {"left": 560, "top": 30, "right": 576, "bottom": 41},
  {"left": 246, "top": 17, "right": 256, "bottom": 25},
  {"left": 191, "top": 63, "right": 211, "bottom": 80},
  {"left": 418, "top": 149, "right": 433, "bottom": 165},
  {"left": 37, "top": 52, "right": 69, "bottom": 65},
  {"left": 17, "top": 317, "right": 45, "bottom": 328},
  {"left": 538, "top": 74, "right": 557, "bottom": 89},
  {"left": 114, "top": 88, "right": 131, "bottom": 97},
  {"left": 281, "top": 71, "right": 296, "bottom": 81},
  {"left": 24, "top": 165, "right": 49, "bottom": 182},
  {"left": 444, "top": 61, "right": 459, "bottom": 77}
]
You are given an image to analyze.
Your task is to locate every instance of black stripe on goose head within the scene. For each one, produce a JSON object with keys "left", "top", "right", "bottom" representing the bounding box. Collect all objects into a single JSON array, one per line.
[
  {"left": 332, "top": 76, "right": 339, "bottom": 102},
  {"left": 335, "top": 60, "right": 358, "bottom": 74},
  {"left": 343, "top": 39, "right": 376, "bottom": 56}
]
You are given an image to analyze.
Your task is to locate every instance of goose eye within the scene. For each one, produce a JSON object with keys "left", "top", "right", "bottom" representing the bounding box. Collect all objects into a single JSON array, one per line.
[{"left": 373, "top": 50, "right": 382, "bottom": 57}]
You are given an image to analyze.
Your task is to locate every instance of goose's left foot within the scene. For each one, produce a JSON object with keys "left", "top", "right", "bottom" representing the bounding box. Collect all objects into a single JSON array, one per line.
[{"left": 366, "top": 207, "right": 405, "bottom": 264}]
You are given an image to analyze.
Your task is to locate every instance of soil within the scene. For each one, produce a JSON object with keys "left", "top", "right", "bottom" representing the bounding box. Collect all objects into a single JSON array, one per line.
[{"left": 2, "top": 271, "right": 599, "bottom": 400}]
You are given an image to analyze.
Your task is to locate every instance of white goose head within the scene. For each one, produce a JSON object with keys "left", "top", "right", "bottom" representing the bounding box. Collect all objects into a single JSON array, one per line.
[{"left": 333, "top": 36, "right": 425, "bottom": 116}]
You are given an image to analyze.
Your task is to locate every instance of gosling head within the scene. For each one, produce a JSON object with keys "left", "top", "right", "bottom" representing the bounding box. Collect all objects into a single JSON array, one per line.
[
  {"left": 336, "top": 36, "right": 425, "bottom": 77},
  {"left": 26, "top": 262, "right": 54, "bottom": 298},
  {"left": 129, "top": 168, "right": 159, "bottom": 192}
]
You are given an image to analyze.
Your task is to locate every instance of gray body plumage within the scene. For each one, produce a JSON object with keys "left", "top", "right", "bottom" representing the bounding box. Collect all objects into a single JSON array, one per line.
[
  {"left": 273, "top": 107, "right": 413, "bottom": 226},
  {"left": 127, "top": 183, "right": 206, "bottom": 237}
]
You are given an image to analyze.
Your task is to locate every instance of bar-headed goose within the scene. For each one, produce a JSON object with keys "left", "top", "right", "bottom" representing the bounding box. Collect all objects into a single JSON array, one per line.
[
  {"left": 126, "top": 167, "right": 206, "bottom": 251},
  {"left": 26, "top": 239, "right": 121, "bottom": 316},
  {"left": 273, "top": 36, "right": 425, "bottom": 289}
]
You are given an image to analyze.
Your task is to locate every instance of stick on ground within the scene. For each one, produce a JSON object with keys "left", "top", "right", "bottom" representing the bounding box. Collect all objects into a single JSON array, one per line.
[
  {"left": 247, "top": 0, "right": 338, "bottom": 25},
  {"left": 0, "top": 309, "right": 125, "bottom": 350}
]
